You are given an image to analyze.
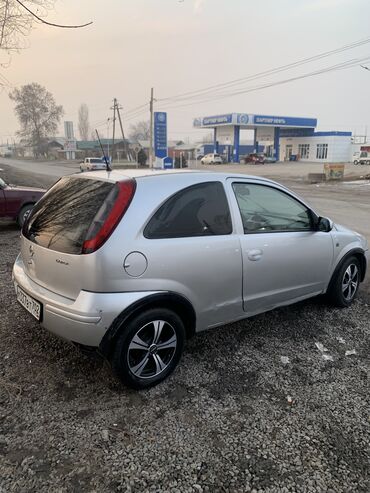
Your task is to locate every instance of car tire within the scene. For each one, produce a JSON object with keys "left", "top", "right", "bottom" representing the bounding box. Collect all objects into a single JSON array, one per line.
[
  {"left": 366, "top": 160, "right": 370, "bottom": 165},
  {"left": 111, "top": 308, "right": 185, "bottom": 389},
  {"left": 326, "top": 256, "right": 361, "bottom": 308},
  {"left": 17, "top": 204, "right": 33, "bottom": 227},
  {"left": 353, "top": 160, "right": 359, "bottom": 165}
]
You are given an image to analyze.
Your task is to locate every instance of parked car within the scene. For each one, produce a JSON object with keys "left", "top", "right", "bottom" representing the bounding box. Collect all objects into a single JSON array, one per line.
[
  {"left": 352, "top": 151, "right": 361, "bottom": 165},
  {"left": 0, "top": 176, "right": 45, "bottom": 227},
  {"left": 353, "top": 151, "right": 370, "bottom": 165},
  {"left": 242, "top": 153, "right": 266, "bottom": 164},
  {"left": 80, "top": 157, "right": 108, "bottom": 172},
  {"left": 264, "top": 155, "right": 277, "bottom": 163},
  {"left": 200, "top": 153, "right": 223, "bottom": 165},
  {"left": 13, "top": 170, "right": 368, "bottom": 389}
]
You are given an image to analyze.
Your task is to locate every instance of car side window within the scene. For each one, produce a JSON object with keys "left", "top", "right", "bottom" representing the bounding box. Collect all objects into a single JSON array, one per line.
[
  {"left": 232, "top": 182, "right": 312, "bottom": 233},
  {"left": 144, "top": 181, "right": 232, "bottom": 239}
]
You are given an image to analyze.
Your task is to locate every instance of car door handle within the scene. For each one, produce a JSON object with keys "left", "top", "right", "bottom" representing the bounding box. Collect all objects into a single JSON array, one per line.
[{"left": 247, "top": 249, "right": 263, "bottom": 261}]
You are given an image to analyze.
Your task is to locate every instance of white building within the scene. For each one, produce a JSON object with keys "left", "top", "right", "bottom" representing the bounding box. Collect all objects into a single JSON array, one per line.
[{"left": 278, "top": 131, "right": 352, "bottom": 163}]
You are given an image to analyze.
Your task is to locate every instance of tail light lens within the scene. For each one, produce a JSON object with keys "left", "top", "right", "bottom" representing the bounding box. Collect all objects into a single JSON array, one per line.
[{"left": 82, "top": 179, "right": 136, "bottom": 254}]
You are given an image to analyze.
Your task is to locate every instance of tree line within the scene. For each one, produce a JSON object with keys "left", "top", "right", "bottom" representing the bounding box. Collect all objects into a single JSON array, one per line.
[{"left": 9, "top": 82, "right": 150, "bottom": 158}]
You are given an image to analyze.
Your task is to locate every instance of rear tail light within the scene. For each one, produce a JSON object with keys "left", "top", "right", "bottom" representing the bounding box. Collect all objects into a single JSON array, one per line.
[{"left": 82, "top": 179, "right": 136, "bottom": 254}]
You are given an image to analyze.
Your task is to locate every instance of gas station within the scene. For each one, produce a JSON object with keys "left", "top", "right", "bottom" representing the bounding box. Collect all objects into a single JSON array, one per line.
[{"left": 193, "top": 113, "right": 318, "bottom": 163}]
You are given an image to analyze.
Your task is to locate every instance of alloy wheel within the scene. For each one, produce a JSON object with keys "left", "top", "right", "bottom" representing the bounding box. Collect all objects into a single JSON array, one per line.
[
  {"left": 342, "top": 264, "right": 359, "bottom": 301},
  {"left": 127, "top": 320, "right": 177, "bottom": 379}
]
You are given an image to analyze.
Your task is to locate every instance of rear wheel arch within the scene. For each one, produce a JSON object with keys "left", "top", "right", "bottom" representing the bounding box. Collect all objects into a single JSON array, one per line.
[{"left": 99, "top": 292, "right": 196, "bottom": 358}]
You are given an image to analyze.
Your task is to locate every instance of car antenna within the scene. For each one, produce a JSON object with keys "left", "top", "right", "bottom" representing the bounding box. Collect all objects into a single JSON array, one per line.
[{"left": 95, "top": 129, "right": 112, "bottom": 172}]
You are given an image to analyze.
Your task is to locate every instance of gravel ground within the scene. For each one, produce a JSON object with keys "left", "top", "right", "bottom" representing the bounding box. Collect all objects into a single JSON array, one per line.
[{"left": 0, "top": 164, "right": 369, "bottom": 492}]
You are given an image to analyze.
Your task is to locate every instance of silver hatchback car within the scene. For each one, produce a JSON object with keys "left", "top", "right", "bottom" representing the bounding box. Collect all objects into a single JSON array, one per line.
[{"left": 13, "top": 170, "right": 368, "bottom": 389}]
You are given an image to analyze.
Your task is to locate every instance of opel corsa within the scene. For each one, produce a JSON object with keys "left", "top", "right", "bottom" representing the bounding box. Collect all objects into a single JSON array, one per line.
[{"left": 13, "top": 170, "right": 368, "bottom": 389}]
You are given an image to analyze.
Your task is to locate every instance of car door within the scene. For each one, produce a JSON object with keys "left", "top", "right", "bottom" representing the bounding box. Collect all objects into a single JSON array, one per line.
[
  {"left": 2, "top": 186, "right": 21, "bottom": 217},
  {"left": 142, "top": 180, "right": 243, "bottom": 329},
  {"left": 228, "top": 180, "right": 334, "bottom": 314}
]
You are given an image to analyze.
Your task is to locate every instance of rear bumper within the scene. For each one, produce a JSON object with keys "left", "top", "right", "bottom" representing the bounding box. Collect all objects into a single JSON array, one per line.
[{"left": 12, "top": 254, "right": 159, "bottom": 347}]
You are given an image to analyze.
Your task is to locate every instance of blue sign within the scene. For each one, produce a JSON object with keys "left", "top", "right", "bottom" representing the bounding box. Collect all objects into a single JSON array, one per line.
[
  {"left": 154, "top": 112, "right": 167, "bottom": 159},
  {"left": 193, "top": 113, "right": 317, "bottom": 129},
  {"left": 199, "top": 114, "right": 233, "bottom": 126},
  {"left": 237, "top": 114, "right": 249, "bottom": 125},
  {"left": 163, "top": 157, "right": 173, "bottom": 169},
  {"left": 254, "top": 115, "right": 317, "bottom": 128}
]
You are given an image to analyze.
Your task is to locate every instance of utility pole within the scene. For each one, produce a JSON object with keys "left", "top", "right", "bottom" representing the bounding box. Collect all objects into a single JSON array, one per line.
[
  {"left": 106, "top": 118, "right": 111, "bottom": 159},
  {"left": 111, "top": 98, "right": 117, "bottom": 163},
  {"left": 116, "top": 102, "right": 130, "bottom": 161},
  {"left": 149, "top": 87, "right": 154, "bottom": 169}
]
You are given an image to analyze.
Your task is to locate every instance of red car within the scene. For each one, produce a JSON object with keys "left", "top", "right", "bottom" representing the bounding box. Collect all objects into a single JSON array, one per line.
[
  {"left": 0, "top": 176, "right": 45, "bottom": 226},
  {"left": 242, "top": 153, "right": 266, "bottom": 165}
]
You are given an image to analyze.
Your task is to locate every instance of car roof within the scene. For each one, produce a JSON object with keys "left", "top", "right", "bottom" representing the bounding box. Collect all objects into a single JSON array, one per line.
[{"left": 77, "top": 168, "right": 279, "bottom": 186}]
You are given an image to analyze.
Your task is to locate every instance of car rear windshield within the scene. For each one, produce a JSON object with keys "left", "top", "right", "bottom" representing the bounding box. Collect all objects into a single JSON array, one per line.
[
  {"left": 91, "top": 158, "right": 103, "bottom": 163},
  {"left": 23, "top": 176, "right": 114, "bottom": 254}
]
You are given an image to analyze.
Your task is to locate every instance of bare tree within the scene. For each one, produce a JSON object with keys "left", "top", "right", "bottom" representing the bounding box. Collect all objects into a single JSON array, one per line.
[
  {"left": 0, "top": 1, "right": 92, "bottom": 67},
  {"left": 129, "top": 120, "right": 150, "bottom": 142},
  {"left": 9, "top": 82, "right": 64, "bottom": 156},
  {"left": 78, "top": 103, "right": 89, "bottom": 141},
  {"left": 1, "top": 1, "right": 55, "bottom": 53}
]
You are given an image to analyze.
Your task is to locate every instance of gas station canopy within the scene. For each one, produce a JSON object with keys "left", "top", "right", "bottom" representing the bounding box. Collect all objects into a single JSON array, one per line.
[
  {"left": 193, "top": 113, "right": 317, "bottom": 129},
  {"left": 193, "top": 113, "right": 317, "bottom": 162}
]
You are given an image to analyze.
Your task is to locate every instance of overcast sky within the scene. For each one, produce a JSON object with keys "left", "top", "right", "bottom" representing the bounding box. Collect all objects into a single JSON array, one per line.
[{"left": 1, "top": 0, "right": 370, "bottom": 143}]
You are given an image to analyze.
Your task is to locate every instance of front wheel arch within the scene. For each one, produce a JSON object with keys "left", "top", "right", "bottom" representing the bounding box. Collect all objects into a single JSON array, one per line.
[
  {"left": 99, "top": 292, "right": 196, "bottom": 359},
  {"left": 17, "top": 202, "right": 35, "bottom": 226},
  {"left": 327, "top": 249, "right": 367, "bottom": 291}
]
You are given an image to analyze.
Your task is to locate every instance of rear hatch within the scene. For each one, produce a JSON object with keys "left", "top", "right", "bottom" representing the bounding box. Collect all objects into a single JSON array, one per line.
[{"left": 21, "top": 174, "right": 135, "bottom": 299}]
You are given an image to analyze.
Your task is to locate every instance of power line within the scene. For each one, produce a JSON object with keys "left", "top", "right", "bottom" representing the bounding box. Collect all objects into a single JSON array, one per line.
[
  {"left": 124, "top": 102, "right": 149, "bottom": 116},
  {"left": 14, "top": 0, "right": 93, "bottom": 28},
  {"left": 124, "top": 108, "right": 149, "bottom": 122},
  {"left": 156, "top": 54, "right": 370, "bottom": 112},
  {"left": 0, "top": 71, "right": 14, "bottom": 88},
  {"left": 158, "top": 35, "right": 370, "bottom": 104}
]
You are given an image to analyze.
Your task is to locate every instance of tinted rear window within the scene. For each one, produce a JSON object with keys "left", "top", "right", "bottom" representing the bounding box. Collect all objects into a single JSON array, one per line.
[
  {"left": 144, "top": 181, "right": 232, "bottom": 239},
  {"left": 91, "top": 158, "right": 103, "bottom": 163},
  {"left": 23, "top": 176, "right": 113, "bottom": 254}
]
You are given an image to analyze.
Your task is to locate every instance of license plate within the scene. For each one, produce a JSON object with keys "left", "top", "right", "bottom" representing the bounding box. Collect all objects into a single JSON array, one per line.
[{"left": 16, "top": 285, "right": 42, "bottom": 321}]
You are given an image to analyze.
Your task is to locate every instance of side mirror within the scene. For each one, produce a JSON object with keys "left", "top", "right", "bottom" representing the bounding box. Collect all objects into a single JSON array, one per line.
[{"left": 316, "top": 216, "right": 333, "bottom": 232}]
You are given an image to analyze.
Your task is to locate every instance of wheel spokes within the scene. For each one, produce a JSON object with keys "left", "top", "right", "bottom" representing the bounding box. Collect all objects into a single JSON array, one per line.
[
  {"left": 342, "top": 264, "right": 359, "bottom": 300},
  {"left": 129, "top": 334, "right": 149, "bottom": 351},
  {"left": 157, "top": 334, "right": 177, "bottom": 350},
  {"left": 153, "top": 353, "right": 167, "bottom": 374},
  {"left": 152, "top": 320, "right": 165, "bottom": 344},
  {"left": 130, "top": 354, "right": 150, "bottom": 377},
  {"left": 127, "top": 319, "right": 177, "bottom": 379},
  {"left": 350, "top": 265, "right": 358, "bottom": 281}
]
